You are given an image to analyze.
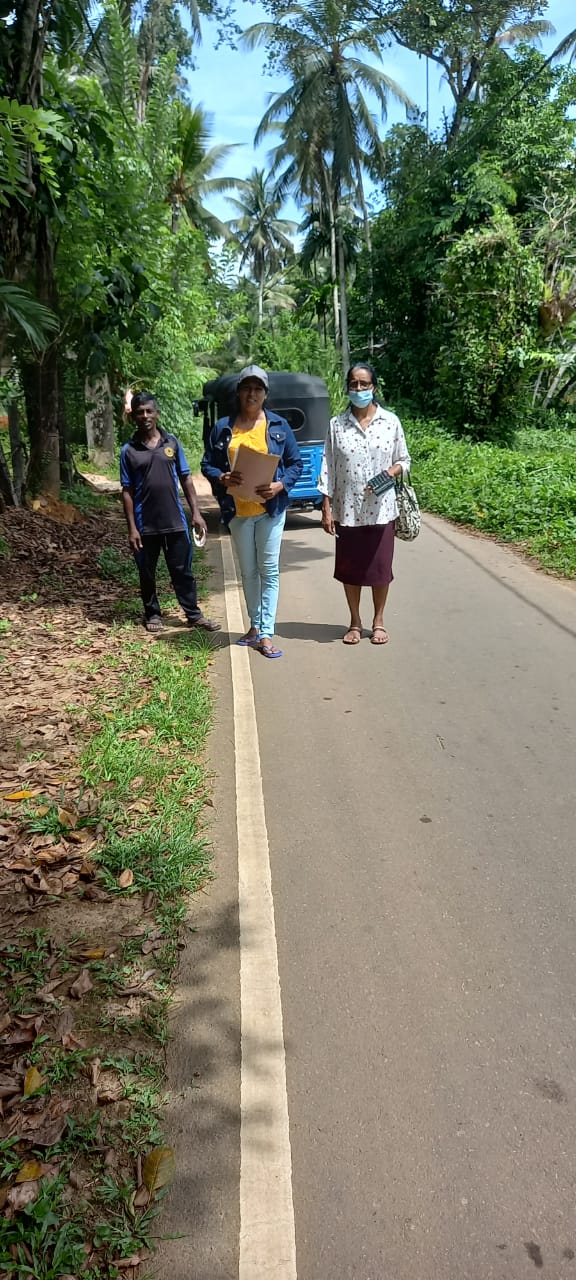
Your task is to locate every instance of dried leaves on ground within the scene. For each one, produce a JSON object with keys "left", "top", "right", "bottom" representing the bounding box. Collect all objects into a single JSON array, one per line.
[{"left": 0, "top": 496, "right": 187, "bottom": 1280}]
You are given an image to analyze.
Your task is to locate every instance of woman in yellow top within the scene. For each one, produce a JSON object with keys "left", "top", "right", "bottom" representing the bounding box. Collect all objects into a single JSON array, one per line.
[{"left": 201, "top": 366, "right": 303, "bottom": 658}]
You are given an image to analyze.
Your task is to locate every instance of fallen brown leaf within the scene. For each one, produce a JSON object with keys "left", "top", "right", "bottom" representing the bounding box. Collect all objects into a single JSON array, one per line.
[
  {"left": 7, "top": 1180, "right": 39, "bottom": 1210},
  {"left": 12, "top": 1099, "right": 72, "bottom": 1146},
  {"left": 23, "top": 1066, "right": 43, "bottom": 1097},
  {"left": 37, "top": 976, "right": 67, "bottom": 999},
  {"left": 142, "top": 1146, "right": 175, "bottom": 1195},
  {"left": 61, "top": 1030, "right": 84, "bottom": 1053},
  {"left": 23, "top": 872, "right": 50, "bottom": 894},
  {"left": 71, "top": 947, "right": 107, "bottom": 961},
  {"left": 15, "top": 1159, "right": 45, "bottom": 1183},
  {"left": 118, "top": 868, "right": 134, "bottom": 889},
  {"left": 82, "top": 885, "right": 109, "bottom": 902},
  {"left": 69, "top": 969, "right": 93, "bottom": 1000},
  {"left": 55, "top": 1007, "right": 74, "bottom": 1041},
  {"left": 141, "top": 939, "right": 162, "bottom": 955},
  {"left": 57, "top": 809, "right": 78, "bottom": 829},
  {"left": 1, "top": 1025, "right": 37, "bottom": 1047}
]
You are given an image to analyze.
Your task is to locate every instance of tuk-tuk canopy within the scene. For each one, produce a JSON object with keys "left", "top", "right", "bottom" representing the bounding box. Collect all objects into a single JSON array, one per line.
[{"left": 202, "top": 370, "right": 330, "bottom": 444}]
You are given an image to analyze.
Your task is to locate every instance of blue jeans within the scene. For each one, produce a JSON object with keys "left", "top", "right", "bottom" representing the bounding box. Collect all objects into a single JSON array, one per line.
[{"left": 229, "top": 511, "right": 286, "bottom": 639}]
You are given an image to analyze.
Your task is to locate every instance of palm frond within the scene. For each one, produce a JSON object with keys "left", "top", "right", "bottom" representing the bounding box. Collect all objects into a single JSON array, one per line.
[
  {"left": 0, "top": 281, "right": 59, "bottom": 351},
  {"left": 550, "top": 27, "right": 576, "bottom": 62},
  {"left": 496, "top": 19, "right": 555, "bottom": 47}
]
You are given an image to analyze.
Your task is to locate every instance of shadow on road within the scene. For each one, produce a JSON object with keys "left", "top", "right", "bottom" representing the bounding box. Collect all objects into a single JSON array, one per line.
[
  {"left": 159, "top": 887, "right": 294, "bottom": 1279},
  {"left": 428, "top": 518, "right": 576, "bottom": 642},
  {"left": 280, "top": 538, "right": 333, "bottom": 573},
  {"left": 276, "top": 620, "right": 345, "bottom": 644}
]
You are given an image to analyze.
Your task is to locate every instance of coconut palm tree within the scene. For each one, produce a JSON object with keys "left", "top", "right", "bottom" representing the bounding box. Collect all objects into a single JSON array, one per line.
[
  {"left": 551, "top": 27, "right": 576, "bottom": 65},
  {"left": 243, "top": 0, "right": 412, "bottom": 365},
  {"left": 244, "top": 0, "right": 412, "bottom": 255},
  {"left": 226, "top": 169, "right": 297, "bottom": 326},
  {"left": 168, "top": 103, "right": 240, "bottom": 237}
]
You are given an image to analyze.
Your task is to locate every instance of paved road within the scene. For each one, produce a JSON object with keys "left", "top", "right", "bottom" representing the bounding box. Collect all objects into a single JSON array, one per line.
[{"left": 162, "top": 511, "right": 576, "bottom": 1280}]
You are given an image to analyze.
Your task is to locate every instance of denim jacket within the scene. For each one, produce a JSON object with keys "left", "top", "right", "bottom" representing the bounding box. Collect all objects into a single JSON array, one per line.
[{"left": 201, "top": 410, "right": 303, "bottom": 525}]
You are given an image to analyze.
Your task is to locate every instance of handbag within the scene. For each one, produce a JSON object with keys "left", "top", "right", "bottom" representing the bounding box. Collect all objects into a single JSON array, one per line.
[{"left": 395, "top": 472, "right": 421, "bottom": 542}]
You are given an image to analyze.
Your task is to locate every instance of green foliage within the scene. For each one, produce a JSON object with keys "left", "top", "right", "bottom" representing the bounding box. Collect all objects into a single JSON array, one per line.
[
  {"left": 408, "top": 417, "right": 576, "bottom": 576},
  {"left": 250, "top": 313, "right": 345, "bottom": 409},
  {"left": 349, "top": 49, "right": 576, "bottom": 435},
  {"left": 0, "top": 1174, "right": 86, "bottom": 1280},
  {"left": 436, "top": 212, "right": 543, "bottom": 441},
  {"left": 362, "top": 0, "right": 553, "bottom": 138},
  {"left": 0, "top": 98, "right": 69, "bottom": 205}
]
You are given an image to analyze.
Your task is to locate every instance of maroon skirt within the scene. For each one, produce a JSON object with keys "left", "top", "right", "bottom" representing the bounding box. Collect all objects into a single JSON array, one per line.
[{"left": 334, "top": 520, "right": 395, "bottom": 586}]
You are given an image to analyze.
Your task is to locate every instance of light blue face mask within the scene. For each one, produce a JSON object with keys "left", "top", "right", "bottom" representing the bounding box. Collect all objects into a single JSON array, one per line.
[{"left": 349, "top": 389, "right": 373, "bottom": 409}]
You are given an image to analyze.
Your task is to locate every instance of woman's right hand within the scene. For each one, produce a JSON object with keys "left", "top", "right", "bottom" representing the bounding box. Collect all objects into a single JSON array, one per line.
[
  {"left": 220, "top": 470, "right": 242, "bottom": 488},
  {"left": 321, "top": 502, "right": 335, "bottom": 536}
]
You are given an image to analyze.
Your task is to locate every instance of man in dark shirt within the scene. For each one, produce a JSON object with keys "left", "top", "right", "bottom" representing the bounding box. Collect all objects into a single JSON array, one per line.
[{"left": 120, "top": 392, "right": 220, "bottom": 634}]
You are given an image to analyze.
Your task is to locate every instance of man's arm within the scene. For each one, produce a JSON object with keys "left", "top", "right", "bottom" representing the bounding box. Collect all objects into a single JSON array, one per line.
[
  {"left": 121, "top": 487, "right": 143, "bottom": 552},
  {"left": 181, "top": 475, "right": 207, "bottom": 537}
]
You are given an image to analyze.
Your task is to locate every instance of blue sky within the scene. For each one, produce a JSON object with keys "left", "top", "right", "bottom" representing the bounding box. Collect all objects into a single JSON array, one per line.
[{"left": 184, "top": 0, "right": 575, "bottom": 225}]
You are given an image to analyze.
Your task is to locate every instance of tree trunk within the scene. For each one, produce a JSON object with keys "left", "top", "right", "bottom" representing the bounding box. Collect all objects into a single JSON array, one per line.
[
  {"left": 337, "top": 227, "right": 350, "bottom": 374},
  {"left": 257, "top": 277, "right": 264, "bottom": 327},
  {"left": 19, "top": 216, "right": 61, "bottom": 496},
  {"left": 0, "top": 438, "right": 17, "bottom": 507},
  {"left": 137, "top": 60, "right": 152, "bottom": 123},
  {"left": 8, "top": 400, "right": 26, "bottom": 504},
  {"left": 21, "top": 352, "right": 60, "bottom": 496},
  {"left": 58, "top": 363, "right": 75, "bottom": 487},
  {"left": 85, "top": 372, "right": 115, "bottom": 470},
  {"left": 355, "top": 166, "right": 374, "bottom": 356},
  {"left": 327, "top": 189, "right": 340, "bottom": 347}
]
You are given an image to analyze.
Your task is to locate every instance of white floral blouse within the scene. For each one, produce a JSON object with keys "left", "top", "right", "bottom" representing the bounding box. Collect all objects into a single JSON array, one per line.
[{"left": 318, "top": 405, "right": 411, "bottom": 527}]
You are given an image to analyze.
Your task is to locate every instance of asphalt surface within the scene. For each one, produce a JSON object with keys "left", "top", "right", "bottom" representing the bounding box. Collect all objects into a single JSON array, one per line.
[{"left": 161, "top": 510, "right": 576, "bottom": 1280}]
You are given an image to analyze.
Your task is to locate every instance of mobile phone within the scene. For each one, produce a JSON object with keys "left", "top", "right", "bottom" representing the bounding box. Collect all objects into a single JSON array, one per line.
[{"left": 366, "top": 471, "right": 396, "bottom": 496}]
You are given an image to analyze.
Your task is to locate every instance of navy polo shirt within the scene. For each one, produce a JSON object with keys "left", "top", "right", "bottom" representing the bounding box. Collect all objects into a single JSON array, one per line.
[{"left": 120, "top": 430, "right": 190, "bottom": 535}]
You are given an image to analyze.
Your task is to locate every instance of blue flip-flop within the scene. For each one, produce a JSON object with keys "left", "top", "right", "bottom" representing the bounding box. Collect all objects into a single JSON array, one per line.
[
  {"left": 237, "top": 633, "right": 261, "bottom": 647},
  {"left": 258, "top": 642, "right": 283, "bottom": 659}
]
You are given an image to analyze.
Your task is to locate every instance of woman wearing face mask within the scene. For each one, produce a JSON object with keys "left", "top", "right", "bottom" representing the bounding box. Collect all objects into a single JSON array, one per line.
[
  {"left": 319, "top": 363, "right": 411, "bottom": 646},
  {"left": 201, "top": 365, "right": 303, "bottom": 659}
]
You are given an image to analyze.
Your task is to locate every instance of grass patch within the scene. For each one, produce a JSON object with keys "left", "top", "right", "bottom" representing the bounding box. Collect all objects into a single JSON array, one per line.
[
  {"left": 407, "top": 418, "right": 576, "bottom": 576},
  {"left": 61, "top": 484, "right": 112, "bottom": 515},
  {"left": 0, "top": 515, "right": 217, "bottom": 1279}
]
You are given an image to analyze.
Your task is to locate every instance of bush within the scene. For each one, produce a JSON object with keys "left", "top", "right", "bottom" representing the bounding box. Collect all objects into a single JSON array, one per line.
[
  {"left": 405, "top": 415, "right": 576, "bottom": 576},
  {"left": 436, "top": 213, "right": 543, "bottom": 443}
]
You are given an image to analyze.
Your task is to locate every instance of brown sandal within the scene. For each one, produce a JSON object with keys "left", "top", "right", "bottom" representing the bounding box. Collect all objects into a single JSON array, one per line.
[
  {"left": 343, "top": 626, "right": 362, "bottom": 645},
  {"left": 370, "top": 626, "right": 389, "bottom": 645},
  {"left": 188, "top": 615, "right": 221, "bottom": 632}
]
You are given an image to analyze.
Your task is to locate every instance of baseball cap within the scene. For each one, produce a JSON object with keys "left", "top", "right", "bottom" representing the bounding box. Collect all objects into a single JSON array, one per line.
[{"left": 237, "top": 364, "right": 269, "bottom": 391}]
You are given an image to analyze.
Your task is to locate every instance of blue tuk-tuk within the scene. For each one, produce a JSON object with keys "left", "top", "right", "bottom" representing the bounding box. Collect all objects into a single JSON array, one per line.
[{"left": 199, "top": 371, "right": 330, "bottom": 509}]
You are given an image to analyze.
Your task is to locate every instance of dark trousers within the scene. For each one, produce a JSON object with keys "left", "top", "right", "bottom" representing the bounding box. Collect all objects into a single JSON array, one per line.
[{"left": 135, "top": 530, "right": 199, "bottom": 621}]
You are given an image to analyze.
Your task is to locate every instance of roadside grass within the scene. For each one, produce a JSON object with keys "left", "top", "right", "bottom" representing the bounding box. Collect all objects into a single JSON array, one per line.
[
  {"left": 0, "top": 508, "right": 218, "bottom": 1280},
  {"left": 407, "top": 418, "right": 576, "bottom": 577},
  {"left": 62, "top": 484, "right": 112, "bottom": 516}
]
